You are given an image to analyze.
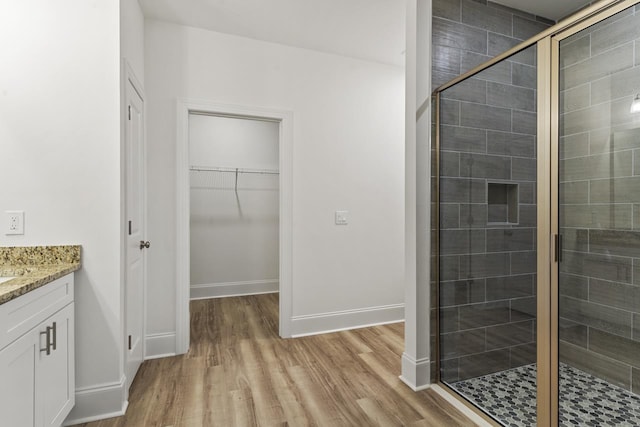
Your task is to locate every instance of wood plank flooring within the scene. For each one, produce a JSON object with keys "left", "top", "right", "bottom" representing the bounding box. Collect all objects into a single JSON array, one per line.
[{"left": 74, "top": 294, "right": 476, "bottom": 427}]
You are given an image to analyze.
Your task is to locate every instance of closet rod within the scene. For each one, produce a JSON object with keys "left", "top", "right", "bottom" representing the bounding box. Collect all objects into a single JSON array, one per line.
[{"left": 189, "top": 166, "right": 279, "bottom": 175}]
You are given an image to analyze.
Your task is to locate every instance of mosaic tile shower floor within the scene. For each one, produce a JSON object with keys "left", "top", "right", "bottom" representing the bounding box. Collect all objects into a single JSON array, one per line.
[{"left": 451, "top": 363, "right": 640, "bottom": 426}]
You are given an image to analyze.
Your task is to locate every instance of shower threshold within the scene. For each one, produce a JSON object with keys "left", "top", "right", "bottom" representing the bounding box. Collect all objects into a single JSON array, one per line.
[{"left": 449, "top": 363, "right": 640, "bottom": 426}]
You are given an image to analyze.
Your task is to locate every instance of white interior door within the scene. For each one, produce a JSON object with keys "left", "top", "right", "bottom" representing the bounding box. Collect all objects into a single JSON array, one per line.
[{"left": 125, "top": 78, "right": 146, "bottom": 390}]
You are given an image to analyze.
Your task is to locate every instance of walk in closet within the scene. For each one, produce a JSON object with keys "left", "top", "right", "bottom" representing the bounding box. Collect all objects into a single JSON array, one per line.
[{"left": 189, "top": 113, "right": 280, "bottom": 300}]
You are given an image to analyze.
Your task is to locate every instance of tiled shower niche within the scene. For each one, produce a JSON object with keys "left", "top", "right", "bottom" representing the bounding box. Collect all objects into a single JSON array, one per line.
[{"left": 488, "top": 182, "right": 519, "bottom": 224}]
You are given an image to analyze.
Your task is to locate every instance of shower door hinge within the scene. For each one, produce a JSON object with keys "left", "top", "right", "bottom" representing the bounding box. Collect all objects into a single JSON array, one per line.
[{"left": 554, "top": 234, "right": 562, "bottom": 263}]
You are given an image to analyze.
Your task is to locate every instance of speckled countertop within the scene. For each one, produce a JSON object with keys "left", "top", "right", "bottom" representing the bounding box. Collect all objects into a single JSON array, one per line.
[{"left": 0, "top": 245, "right": 81, "bottom": 305}]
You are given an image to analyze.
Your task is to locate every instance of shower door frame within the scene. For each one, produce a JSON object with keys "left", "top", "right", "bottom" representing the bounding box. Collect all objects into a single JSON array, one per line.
[{"left": 432, "top": 0, "right": 640, "bottom": 425}]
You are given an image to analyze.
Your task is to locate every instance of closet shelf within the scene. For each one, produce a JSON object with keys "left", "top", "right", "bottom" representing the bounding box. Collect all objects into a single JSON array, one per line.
[
  {"left": 190, "top": 166, "right": 279, "bottom": 175},
  {"left": 190, "top": 166, "right": 279, "bottom": 192}
]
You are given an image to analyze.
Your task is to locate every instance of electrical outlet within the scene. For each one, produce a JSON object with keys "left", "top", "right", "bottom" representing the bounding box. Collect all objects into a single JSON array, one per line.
[{"left": 5, "top": 211, "right": 24, "bottom": 235}]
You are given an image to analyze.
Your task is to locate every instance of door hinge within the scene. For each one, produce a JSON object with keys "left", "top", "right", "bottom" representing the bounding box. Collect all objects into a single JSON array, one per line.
[
  {"left": 128, "top": 335, "right": 132, "bottom": 350},
  {"left": 128, "top": 220, "right": 132, "bottom": 236},
  {"left": 128, "top": 105, "right": 131, "bottom": 120}
]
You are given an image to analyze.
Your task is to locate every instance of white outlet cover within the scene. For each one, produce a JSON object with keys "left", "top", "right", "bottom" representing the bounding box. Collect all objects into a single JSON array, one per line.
[
  {"left": 335, "top": 210, "right": 348, "bottom": 225},
  {"left": 5, "top": 210, "right": 24, "bottom": 235}
]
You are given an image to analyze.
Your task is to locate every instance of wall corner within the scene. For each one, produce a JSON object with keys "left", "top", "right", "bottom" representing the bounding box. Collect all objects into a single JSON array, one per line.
[{"left": 403, "top": 0, "right": 433, "bottom": 391}]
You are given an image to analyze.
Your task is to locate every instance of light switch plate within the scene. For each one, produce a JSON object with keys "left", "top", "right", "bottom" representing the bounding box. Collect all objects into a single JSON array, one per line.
[
  {"left": 5, "top": 211, "right": 24, "bottom": 235},
  {"left": 335, "top": 210, "right": 348, "bottom": 225}
]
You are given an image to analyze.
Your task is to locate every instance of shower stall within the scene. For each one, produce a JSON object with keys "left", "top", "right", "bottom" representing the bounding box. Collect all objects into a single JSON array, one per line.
[{"left": 432, "top": 0, "right": 640, "bottom": 425}]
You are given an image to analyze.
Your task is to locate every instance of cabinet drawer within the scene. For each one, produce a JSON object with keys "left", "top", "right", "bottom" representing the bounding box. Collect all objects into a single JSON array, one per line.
[{"left": 0, "top": 274, "right": 74, "bottom": 351}]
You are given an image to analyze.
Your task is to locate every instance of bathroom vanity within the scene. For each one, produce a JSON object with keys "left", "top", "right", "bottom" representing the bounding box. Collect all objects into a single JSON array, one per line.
[{"left": 0, "top": 246, "right": 80, "bottom": 427}]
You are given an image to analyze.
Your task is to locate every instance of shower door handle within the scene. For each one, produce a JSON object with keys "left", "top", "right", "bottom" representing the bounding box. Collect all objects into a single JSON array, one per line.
[{"left": 554, "top": 234, "right": 562, "bottom": 263}]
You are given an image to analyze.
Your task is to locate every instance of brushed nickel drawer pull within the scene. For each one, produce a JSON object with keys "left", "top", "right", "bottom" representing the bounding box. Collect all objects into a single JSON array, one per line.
[
  {"left": 40, "top": 327, "right": 52, "bottom": 355},
  {"left": 51, "top": 322, "right": 57, "bottom": 351}
]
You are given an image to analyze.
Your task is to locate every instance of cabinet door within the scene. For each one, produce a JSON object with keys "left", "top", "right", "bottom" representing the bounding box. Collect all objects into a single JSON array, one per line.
[
  {"left": 37, "top": 304, "right": 74, "bottom": 427},
  {"left": 0, "top": 329, "right": 38, "bottom": 427}
]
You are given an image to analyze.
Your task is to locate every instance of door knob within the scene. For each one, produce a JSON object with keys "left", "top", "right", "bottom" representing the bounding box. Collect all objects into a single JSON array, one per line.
[{"left": 139, "top": 240, "right": 151, "bottom": 249}]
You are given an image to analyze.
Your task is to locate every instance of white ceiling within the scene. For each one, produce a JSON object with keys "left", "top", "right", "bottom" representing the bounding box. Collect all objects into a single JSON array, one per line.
[
  {"left": 496, "top": 0, "right": 591, "bottom": 21},
  {"left": 138, "top": 0, "right": 407, "bottom": 67},
  {"left": 138, "top": 0, "right": 592, "bottom": 68}
]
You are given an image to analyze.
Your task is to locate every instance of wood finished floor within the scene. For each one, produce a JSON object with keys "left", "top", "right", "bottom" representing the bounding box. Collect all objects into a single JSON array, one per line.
[{"left": 75, "top": 294, "right": 476, "bottom": 427}]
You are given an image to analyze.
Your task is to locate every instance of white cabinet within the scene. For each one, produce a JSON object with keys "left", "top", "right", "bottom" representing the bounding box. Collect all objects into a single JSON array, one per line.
[
  {"left": 0, "top": 274, "right": 75, "bottom": 427},
  {"left": 38, "top": 303, "right": 74, "bottom": 427},
  {"left": 0, "top": 328, "right": 38, "bottom": 426}
]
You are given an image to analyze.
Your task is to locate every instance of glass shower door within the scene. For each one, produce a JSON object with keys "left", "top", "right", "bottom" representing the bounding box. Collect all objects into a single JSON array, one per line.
[
  {"left": 557, "top": 4, "right": 640, "bottom": 425},
  {"left": 437, "top": 44, "right": 539, "bottom": 426}
]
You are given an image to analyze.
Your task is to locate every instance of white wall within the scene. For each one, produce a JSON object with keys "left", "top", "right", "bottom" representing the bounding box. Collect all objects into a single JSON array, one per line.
[
  {"left": 0, "top": 0, "right": 123, "bottom": 421},
  {"left": 189, "top": 114, "right": 279, "bottom": 293},
  {"left": 189, "top": 115, "right": 278, "bottom": 170},
  {"left": 145, "top": 20, "right": 405, "bottom": 340},
  {"left": 120, "top": 0, "right": 145, "bottom": 83}
]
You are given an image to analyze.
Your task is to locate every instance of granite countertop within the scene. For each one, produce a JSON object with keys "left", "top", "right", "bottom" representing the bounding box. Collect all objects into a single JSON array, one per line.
[{"left": 0, "top": 245, "right": 81, "bottom": 305}]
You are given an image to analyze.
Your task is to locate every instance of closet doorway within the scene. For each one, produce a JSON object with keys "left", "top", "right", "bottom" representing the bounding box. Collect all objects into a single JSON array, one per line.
[
  {"left": 189, "top": 114, "right": 280, "bottom": 299},
  {"left": 176, "top": 101, "right": 293, "bottom": 353}
]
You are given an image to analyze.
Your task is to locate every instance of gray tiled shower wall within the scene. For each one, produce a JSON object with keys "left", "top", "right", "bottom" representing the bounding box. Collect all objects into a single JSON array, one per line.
[
  {"left": 432, "top": 0, "right": 553, "bottom": 383},
  {"left": 558, "top": 6, "right": 640, "bottom": 395}
]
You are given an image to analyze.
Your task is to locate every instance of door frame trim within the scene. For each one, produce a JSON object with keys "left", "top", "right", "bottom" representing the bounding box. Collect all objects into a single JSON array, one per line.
[
  {"left": 121, "top": 59, "right": 148, "bottom": 388},
  {"left": 175, "top": 99, "right": 294, "bottom": 353},
  {"left": 536, "top": 35, "right": 554, "bottom": 427}
]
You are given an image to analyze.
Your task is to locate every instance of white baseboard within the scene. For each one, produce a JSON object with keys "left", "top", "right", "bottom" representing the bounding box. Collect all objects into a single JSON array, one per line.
[
  {"left": 145, "top": 332, "right": 177, "bottom": 360},
  {"left": 290, "top": 303, "right": 404, "bottom": 337},
  {"left": 399, "top": 352, "right": 431, "bottom": 391},
  {"left": 63, "top": 376, "right": 128, "bottom": 425},
  {"left": 190, "top": 279, "right": 279, "bottom": 299}
]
